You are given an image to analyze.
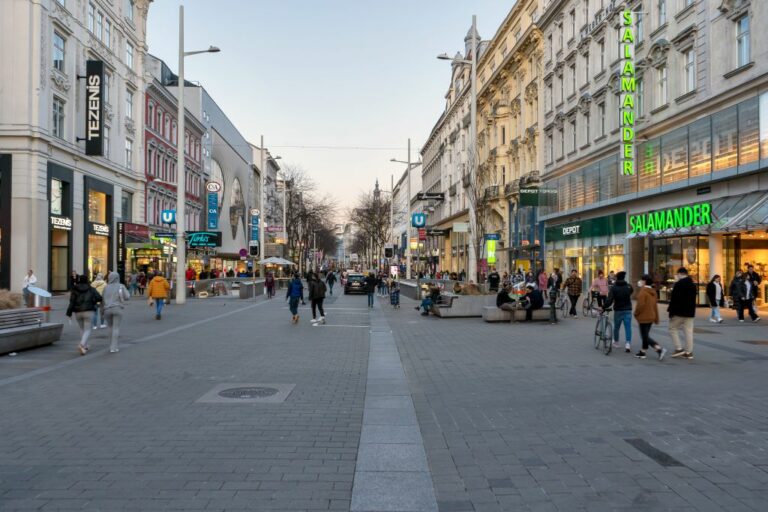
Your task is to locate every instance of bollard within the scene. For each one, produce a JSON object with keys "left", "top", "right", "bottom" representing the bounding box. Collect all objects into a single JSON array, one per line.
[{"left": 28, "top": 286, "right": 52, "bottom": 323}]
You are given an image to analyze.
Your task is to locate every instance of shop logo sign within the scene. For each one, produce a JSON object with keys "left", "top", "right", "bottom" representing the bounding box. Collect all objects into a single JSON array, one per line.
[
  {"left": 50, "top": 216, "right": 72, "bottom": 231},
  {"left": 620, "top": 11, "right": 636, "bottom": 176},
  {"left": 411, "top": 213, "right": 426, "bottom": 228},
  {"left": 186, "top": 231, "right": 222, "bottom": 248},
  {"left": 562, "top": 225, "right": 581, "bottom": 236},
  {"left": 629, "top": 203, "right": 712, "bottom": 234},
  {"left": 161, "top": 210, "right": 176, "bottom": 224},
  {"left": 92, "top": 223, "right": 110, "bottom": 236},
  {"left": 85, "top": 60, "right": 104, "bottom": 156}
]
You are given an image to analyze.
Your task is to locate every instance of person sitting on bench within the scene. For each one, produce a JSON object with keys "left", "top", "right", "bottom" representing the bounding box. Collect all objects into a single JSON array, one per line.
[
  {"left": 520, "top": 284, "right": 544, "bottom": 321},
  {"left": 496, "top": 284, "right": 517, "bottom": 312},
  {"left": 416, "top": 285, "right": 441, "bottom": 316}
]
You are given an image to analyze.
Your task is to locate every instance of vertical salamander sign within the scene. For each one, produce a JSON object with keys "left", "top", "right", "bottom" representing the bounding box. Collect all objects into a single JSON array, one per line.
[
  {"left": 620, "top": 11, "right": 635, "bottom": 176},
  {"left": 85, "top": 60, "right": 104, "bottom": 156}
]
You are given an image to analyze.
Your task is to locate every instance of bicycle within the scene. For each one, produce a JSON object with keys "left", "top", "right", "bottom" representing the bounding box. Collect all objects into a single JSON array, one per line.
[
  {"left": 555, "top": 291, "right": 569, "bottom": 319},
  {"left": 582, "top": 291, "right": 601, "bottom": 318},
  {"left": 594, "top": 307, "right": 613, "bottom": 355}
]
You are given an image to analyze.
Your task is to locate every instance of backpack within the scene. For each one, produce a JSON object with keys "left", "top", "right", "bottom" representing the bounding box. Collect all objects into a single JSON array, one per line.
[{"left": 317, "top": 281, "right": 327, "bottom": 296}]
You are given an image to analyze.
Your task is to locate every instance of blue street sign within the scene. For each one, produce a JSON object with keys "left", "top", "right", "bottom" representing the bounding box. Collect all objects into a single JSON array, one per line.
[
  {"left": 207, "top": 192, "right": 218, "bottom": 229},
  {"left": 251, "top": 213, "right": 260, "bottom": 242},
  {"left": 484, "top": 233, "right": 501, "bottom": 241},
  {"left": 161, "top": 210, "right": 176, "bottom": 224},
  {"left": 411, "top": 213, "right": 426, "bottom": 228}
]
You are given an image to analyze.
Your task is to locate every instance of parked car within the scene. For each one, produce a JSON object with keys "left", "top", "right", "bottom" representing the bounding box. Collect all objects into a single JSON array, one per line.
[{"left": 344, "top": 273, "right": 366, "bottom": 294}]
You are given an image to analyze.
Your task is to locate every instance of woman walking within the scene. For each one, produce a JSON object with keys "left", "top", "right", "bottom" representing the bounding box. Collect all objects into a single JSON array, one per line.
[
  {"left": 590, "top": 270, "right": 609, "bottom": 309},
  {"left": 147, "top": 272, "right": 170, "bottom": 320},
  {"left": 265, "top": 271, "right": 275, "bottom": 298},
  {"left": 633, "top": 274, "right": 667, "bottom": 360},
  {"left": 90, "top": 273, "right": 107, "bottom": 329},
  {"left": 706, "top": 275, "right": 725, "bottom": 323},
  {"left": 308, "top": 273, "right": 327, "bottom": 325},
  {"left": 66, "top": 275, "right": 101, "bottom": 355},
  {"left": 102, "top": 272, "right": 130, "bottom": 353},
  {"left": 138, "top": 271, "right": 147, "bottom": 296}
]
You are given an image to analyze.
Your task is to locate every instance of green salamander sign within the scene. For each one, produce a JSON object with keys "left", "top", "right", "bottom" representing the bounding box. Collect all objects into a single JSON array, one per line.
[
  {"left": 620, "top": 10, "right": 635, "bottom": 176},
  {"left": 629, "top": 203, "right": 712, "bottom": 234}
]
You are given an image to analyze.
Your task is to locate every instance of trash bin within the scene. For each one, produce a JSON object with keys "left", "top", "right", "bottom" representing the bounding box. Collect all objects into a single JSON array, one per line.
[
  {"left": 239, "top": 281, "right": 256, "bottom": 299},
  {"left": 27, "top": 286, "right": 52, "bottom": 323}
]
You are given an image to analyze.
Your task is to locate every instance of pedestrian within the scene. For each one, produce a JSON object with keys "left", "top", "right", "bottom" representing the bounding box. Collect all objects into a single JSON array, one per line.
[
  {"left": 520, "top": 284, "right": 544, "bottom": 322},
  {"left": 128, "top": 271, "right": 138, "bottom": 296},
  {"left": 365, "top": 272, "right": 377, "bottom": 308},
  {"left": 608, "top": 270, "right": 617, "bottom": 286},
  {"left": 496, "top": 283, "right": 517, "bottom": 313},
  {"left": 459, "top": 269, "right": 466, "bottom": 282},
  {"left": 325, "top": 270, "right": 337, "bottom": 295},
  {"left": 603, "top": 271, "right": 633, "bottom": 352},
  {"left": 22, "top": 269, "right": 37, "bottom": 307},
  {"left": 668, "top": 267, "right": 697, "bottom": 359},
  {"left": 706, "top": 274, "right": 725, "bottom": 323},
  {"left": 729, "top": 270, "right": 760, "bottom": 323},
  {"left": 138, "top": 271, "right": 146, "bottom": 295},
  {"left": 538, "top": 269, "right": 548, "bottom": 297},
  {"left": 590, "top": 270, "right": 609, "bottom": 309},
  {"left": 745, "top": 264, "right": 762, "bottom": 318},
  {"left": 563, "top": 269, "right": 582, "bottom": 318},
  {"left": 487, "top": 267, "right": 501, "bottom": 292},
  {"left": 69, "top": 270, "right": 78, "bottom": 291},
  {"left": 147, "top": 271, "right": 170, "bottom": 320},
  {"left": 554, "top": 268, "right": 563, "bottom": 290},
  {"left": 90, "top": 272, "right": 107, "bottom": 329},
  {"left": 308, "top": 273, "right": 327, "bottom": 325},
  {"left": 286, "top": 273, "right": 304, "bottom": 323},
  {"left": 633, "top": 274, "right": 667, "bottom": 360},
  {"left": 265, "top": 271, "right": 275, "bottom": 298},
  {"left": 102, "top": 271, "right": 130, "bottom": 353},
  {"left": 547, "top": 273, "right": 559, "bottom": 324},
  {"left": 66, "top": 275, "right": 101, "bottom": 356}
]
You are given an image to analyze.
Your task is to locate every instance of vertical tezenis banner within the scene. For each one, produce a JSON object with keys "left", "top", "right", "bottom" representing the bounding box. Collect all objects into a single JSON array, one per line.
[{"left": 85, "top": 60, "right": 104, "bottom": 156}]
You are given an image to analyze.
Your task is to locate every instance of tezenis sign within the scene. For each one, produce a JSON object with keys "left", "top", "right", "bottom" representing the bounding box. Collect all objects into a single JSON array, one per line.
[
  {"left": 85, "top": 60, "right": 104, "bottom": 156},
  {"left": 629, "top": 203, "right": 713, "bottom": 234},
  {"left": 620, "top": 11, "right": 635, "bottom": 176}
]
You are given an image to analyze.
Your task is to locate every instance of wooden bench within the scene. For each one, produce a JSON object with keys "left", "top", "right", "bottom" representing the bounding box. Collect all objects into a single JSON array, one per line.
[
  {"left": 482, "top": 306, "right": 512, "bottom": 322},
  {"left": 0, "top": 308, "right": 63, "bottom": 355}
]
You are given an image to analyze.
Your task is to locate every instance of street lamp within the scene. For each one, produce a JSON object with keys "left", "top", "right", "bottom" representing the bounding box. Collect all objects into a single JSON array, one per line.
[
  {"left": 390, "top": 153, "right": 423, "bottom": 279},
  {"left": 438, "top": 14, "right": 478, "bottom": 282},
  {"left": 176, "top": 5, "right": 219, "bottom": 305}
]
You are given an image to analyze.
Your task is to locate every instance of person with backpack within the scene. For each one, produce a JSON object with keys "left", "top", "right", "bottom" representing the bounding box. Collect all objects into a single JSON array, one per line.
[
  {"left": 326, "top": 271, "right": 337, "bottom": 295},
  {"left": 102, "top": 271, "right": 130, "bottom": 353},
  {"left": 265, "top": 271, "right": 276, "bottom": 298},
  {"left": 66, "top": 275, "right": 102, "bottom": 356},
  {"left": 286, "top": 273, "right": 304, "bottom": 324},
  {"left": 308, "top": 272, "right": 327, "bottom": 325}
]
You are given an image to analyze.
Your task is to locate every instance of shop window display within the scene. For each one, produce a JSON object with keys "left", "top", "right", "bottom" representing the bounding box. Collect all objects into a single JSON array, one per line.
[
  {"left": 87, "top": 234, "right": 108, "bottom": 279},
  {"left": 651, "top": 236, "right": 709, "bottom": 304}
]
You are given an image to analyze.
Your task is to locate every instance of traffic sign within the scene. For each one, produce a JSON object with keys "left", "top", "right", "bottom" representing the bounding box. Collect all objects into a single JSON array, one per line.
[
  {"left": 161, "top": 210, "right": 176, "bottom": 224},
  {"left": 411, "top": 213, "right": 427, "bottom": 228},
  {"left": 239, "top": 248, "right": 248, "bottom": 258},
  {"left": 417, "top": 192, "right": 445, "bottom": 201},
  {"left": 426, "top": 229, "right": 448, "bottom": 237},
  {"left": 484, "top": 233, "right": 501, "bottom": 241}
]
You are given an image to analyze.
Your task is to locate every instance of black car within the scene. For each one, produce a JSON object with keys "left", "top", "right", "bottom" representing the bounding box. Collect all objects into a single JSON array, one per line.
[{"left": 344, "top": 274, "right": 366, "bottom": 294}]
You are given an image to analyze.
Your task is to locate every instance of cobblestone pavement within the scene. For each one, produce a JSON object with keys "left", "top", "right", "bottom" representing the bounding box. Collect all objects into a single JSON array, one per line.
[
  {"left": 0, "top": 291, "right": 370, "bottom": 511},
  {"left": 384, "top": 295, "right": 768, "bottom": 512}
]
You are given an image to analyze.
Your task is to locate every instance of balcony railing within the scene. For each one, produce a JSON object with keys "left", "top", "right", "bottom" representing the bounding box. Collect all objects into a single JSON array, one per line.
[{"left": 484, "top": 185, "right": 500, "bottom": 200}]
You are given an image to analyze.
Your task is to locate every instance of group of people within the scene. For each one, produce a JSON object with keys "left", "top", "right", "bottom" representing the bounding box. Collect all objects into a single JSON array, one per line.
[{"left": 285, "top": 271, "right": 332, "bottom": 324}]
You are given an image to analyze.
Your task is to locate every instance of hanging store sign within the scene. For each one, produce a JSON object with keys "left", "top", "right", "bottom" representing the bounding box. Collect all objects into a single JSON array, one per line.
[
  {"left": 50, "top": 215, "right": 72, "bottom": 231},
  {"left": 411, "top": 213, "right": 427, "bottom": 227},
  {"left": 207, "top": 192, "right": 218, "bottom": 229},
  {"left": 418, "top": 228, "right": 427, "bottom": 241},
  {"left": 89, "top": 223, "right": 110, "bottom": 237},
  {"left": 161, "top": 209, "right": 176, "bottom": 224},
  {"left": 186, "top": 231, "right": 222, "bottom": 248},
  {"left": 486, "top": 239, "right": 497, "bottom": 265},
  {"left": 484, "top": 233, "right": 501, "bottom": 241},
  {"left": 250, "top": 212, "right": 260, "bottom": 242},
  {"left": 629, "top": 203, "right": 712, "bottom": 234},
  {"left": 84, "top": 60, "right": 104, "bottom": 156},
  {"left": 620, "top": 10, "right": 636, "bottom": 176}
]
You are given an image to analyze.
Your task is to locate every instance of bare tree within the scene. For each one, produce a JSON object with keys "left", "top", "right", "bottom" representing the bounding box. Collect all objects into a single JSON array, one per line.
[{"left": 348, "top": 190, "right": 392, "bottom": 269}]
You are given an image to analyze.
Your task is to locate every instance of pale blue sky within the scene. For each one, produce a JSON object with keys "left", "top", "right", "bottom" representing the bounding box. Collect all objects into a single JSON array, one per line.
[{"left": 147, "top": 1, "right": 512, "bottom": 211}]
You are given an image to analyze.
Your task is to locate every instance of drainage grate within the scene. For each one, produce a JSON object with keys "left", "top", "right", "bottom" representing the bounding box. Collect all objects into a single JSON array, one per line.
[
  {"left": 218, "top": 387, "right": 278, "bottom": 399},
  {"left": 625, "top": 438, "right": 685, "bottom": 467}
]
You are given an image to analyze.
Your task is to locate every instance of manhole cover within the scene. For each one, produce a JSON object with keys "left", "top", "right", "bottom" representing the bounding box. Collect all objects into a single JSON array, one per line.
[{"left": 218, "top": 387, "right": 279, "bottom": 399}]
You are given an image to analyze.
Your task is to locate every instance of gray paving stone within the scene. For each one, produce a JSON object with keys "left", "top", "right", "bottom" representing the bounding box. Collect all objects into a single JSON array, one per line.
[
  {"left": 357, "top": 443, "right": 429, "bottom": 472},
  {"left": 351, "top": 471, "right": 438, "bottom": 512},
  {"left": 360, "top": 425, "right": 423, "bottom": 445}
]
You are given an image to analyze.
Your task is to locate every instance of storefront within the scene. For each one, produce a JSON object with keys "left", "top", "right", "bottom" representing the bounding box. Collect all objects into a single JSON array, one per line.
[
  {"left": 0, "top": 155, "right": 11, "bottom": 290},
  {"left": 84, "top": 177, "right": 113, "bottom": 280},
  {"left": 545, "top": 213, "right": 627, "bottom": 290},
  {"left": 48, "top": 163, "right": 74, "bottom": 292}
]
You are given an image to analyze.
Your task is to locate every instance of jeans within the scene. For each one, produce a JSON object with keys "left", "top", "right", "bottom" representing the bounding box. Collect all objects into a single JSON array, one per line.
[
  {"left": 668, "top": 316, "right": 694, "bottom": 352},
  {"left": 737, "top": 299, "right": 758, "bottom": 321},
  {"left": 549, "top": 301, "right": 558, "bottom": 323},
  {"left": 155, "top": 298, "right": 165, "bottom": 317},
  {"left": 420, "top": 297, "right": 433, "bottom": 313},
  {"left": 568, "top": 294, "right": 580, "bottom": 316},
  {"left": 328, "top": 283, "right": 334, "bottom": 295},
  {"left": 367, "top": 292, "right": 374, "bottom": 307},
  {"left": 289, "top": 297, "right": 300, "bottom": 315},
  {"left": 311, "top": 298, "right": 325, "bottom": 319},
  {"left": 613, "top": 309, "right": 632, "bottom": 343},
  {"left": 638, "top": 322, "right": 659, "bottom": 351},
  {"left": 104, "top": 309, "right": 123, "bottom": 351},
  {"left": 710, "top": 305, "right": 722, "bottom": 321}
]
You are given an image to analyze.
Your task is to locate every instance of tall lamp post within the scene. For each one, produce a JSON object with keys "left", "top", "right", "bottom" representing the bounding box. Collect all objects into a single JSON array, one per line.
[
  {"left": 175, "top": 4, "right": 219, "bottom": 305},
  {"left": 390, "top": 139, "right": 416, "bottom": 279},
  {"left": 438, "top": 14, "right": 478, "bottom": 282}
]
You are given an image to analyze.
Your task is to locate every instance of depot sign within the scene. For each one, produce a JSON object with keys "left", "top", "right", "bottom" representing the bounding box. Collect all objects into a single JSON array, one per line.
[
  {"left": 620, "top": 11, "right": 636, "bottom": 176},
  {"left": 629, "top": 203, "right": 713, "bottom": 234}
]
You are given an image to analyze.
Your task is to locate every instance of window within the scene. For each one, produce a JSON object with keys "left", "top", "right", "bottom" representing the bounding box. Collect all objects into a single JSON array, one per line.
[
  {"left": 599, "top": 40, "right": 605, "bottom": 71},
  {"left": 125, "top": 139, "right": 133, "bottom": 168},
  {"left": 547, "top": 132, "right": 554, "bottom": 163},
  {"left": 126, "top": 42, "right": 134, "bottom": 69},
  {"left": 501, "top": 126, "right": 506, "bottom": 145},
  {"left": 598, "top": 102, "right": 606, "bottom": 136},
  {"left": 51, "top": 179, "right": 63, "bottom": 215},
  {"left": 103, "top": 72, "right": 111, "bottom": 104},
  {"left": 88, "top": 3, "right": 95, "bottom": 32},
  {"left": 104, "top": 126, "right": 110, "bottom": 156},
  {"left": 126, "top": 89, "right": 134, "bottom": 119},
  {"left": 96, "top": 11, "right": 103, "bottom": 40},
  {"left": 571, "top": 119, "right": 577, "bottom": 152},
  {"left": 658, "top": 0, "right": 666, "bottom": 26},
  {"left": 148, "top": 104, "right": 154, "bottom": 129},
  {"left": 657, "top": 65, "right": 668, "bottom": 106},
  {"left": 121, "top": 191, "right": 133, "bottom": 221},
  {"left": 569, "top": 10, "right": 576, "bottom": 40},
  {"left": 105, "top": 19, "right": 111, "bottom": 47},
  {"left": 570, "top": 64, "right": 576, "bottom": 95},
  {"left": 548, "top": 34, "right": 553, "bottom": 60},
  {"left": 684, "top": 49, "right": 696, "bottom": 93},
  {"left": 87, "top": 190, "right": 108, "bottom": 223},
  {"left": 584, "top": 53, "right": 590, "bottom": 84},
  {"left": 501, "top": 166, "right": 506, "bottom": 185},
  {"left": 126, "top": 0, "right": 135, "bottom": 22},
  {"left": 559, "top": 24, "right": 563, "bottom": 51},
  {"left": 53, "top": 31, "right": 65, "bottom": 72},
  {"left": 559, "top": 127, "right": 565, "bottom": 157},
  {"left": 52, "top": 97, "right": 65, "bottom": 139},
  {"left": 559, "top": 76, "right": 564, "bottom": 103},
  {"left": 637, "top": 79, "right": 645, "bottom": 116},
  {"left": 583, "top": 0, "right": 589, "bottom": 25},
  {"left": 737, "top": 16, "right": 750, "bottom": 67},
  {"left": 584, "top": 112, "right": 590, "bottom": 144},
  {"left": 636, "top": 10, "right": 644, "bottom": 42}
]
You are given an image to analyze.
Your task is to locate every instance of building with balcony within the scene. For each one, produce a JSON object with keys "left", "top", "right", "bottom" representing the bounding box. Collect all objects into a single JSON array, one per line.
[{"left": 539, "top": 0, "right": 768, "bottom": 304}]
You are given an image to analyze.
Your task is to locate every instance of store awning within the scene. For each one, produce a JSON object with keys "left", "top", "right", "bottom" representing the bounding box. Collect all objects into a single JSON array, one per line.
[{"left": 712, "top": 191, "right": 768, "bottom": 232}]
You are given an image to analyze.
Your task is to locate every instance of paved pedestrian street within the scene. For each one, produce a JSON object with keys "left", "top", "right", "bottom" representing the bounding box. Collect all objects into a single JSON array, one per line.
[{"left": 1, "top": 292, "right": 768, "bottom": 511}]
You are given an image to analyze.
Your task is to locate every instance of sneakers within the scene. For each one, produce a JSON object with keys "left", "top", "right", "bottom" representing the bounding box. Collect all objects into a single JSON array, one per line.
[
  {"left": 100, "top": 324, "right": 107, "bottom": 329},
  {"left": 709, "top": 318, "right": 717, "bottom": 323},
  {"left": 658, "top": 347, "right": 668, "bottom": 361},
  {"left": 625, "top": 343, "right": 631, "bottom": 353},
  {"left": 718, "top": 319, "right": 724, "bottom": 324},
  {"left": 109, "top": 349, "right": 119, "bottom": 353},
  {"left": 311, "top": 318, "right": 318, "bottom": 324},
  {"left": 320, "top": 316, "right": 326, "bottom": 325},
  {"left": 92, "top": 326, "right": 98, "bottom": 330},
  {"left": 753, "top": 317, "right": 761, "bottom": 323},
  {"left": 634, "top": 351, "right": 647, "bottom": 359},
  {"left": 683, "top": 352, "right": 694, "bottom": 359},
  {"left": 739, "top": 319, "right": 745, "bottom": 323},
  {"left": 155, "top": 314, "right": 161, "bottom": 320},
  {"left": 78, "top": 345, "right": 88, "bottom": 356},
  {"left": 671, "top": 349, "right": 686, "bottom": 358},
  {"left": 612, "top": 342, "right": 620, "bottom": 348}
]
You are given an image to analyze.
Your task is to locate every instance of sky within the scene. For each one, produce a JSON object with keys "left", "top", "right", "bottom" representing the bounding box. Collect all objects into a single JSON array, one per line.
[{"left": 147, "top": 0, "right": 513, "bottom": 216}]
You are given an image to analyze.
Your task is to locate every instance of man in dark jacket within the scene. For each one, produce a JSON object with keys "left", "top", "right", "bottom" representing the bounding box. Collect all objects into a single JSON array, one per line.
[
  {"left": 325, "top": 271, "right": 337, "bottom": 295},
  {"left": 487, "top": 268, "right": 501, "bottom": 292},
  {"left": 520, "top": 284, "right": 544, "bottom": 322},
  {"left": 67, "top": 275, "right": 102, "bottom": 355},
  {"left": 603, "top": 271, "right": 634, "bottom": 353},
  {"left": 668, "top": 267, "right": 697, "bottom": 359},
  {"left": 364, "top": 272, "right": 377, "bottom": 308},
  {"left": 745, "top": 265, "right": 762, "bottom": 321},
  {"left": 730, "top": 271, "right": 760, "bottom": 323},
  {"left": 308, "top": 273, "right": 327, "bottom": 325},
  {"left": 286, "top": 273, "right": 304, "bottom": 324},
  {"left": 496, "top": 284, "right": 516, "bottom": 312}
]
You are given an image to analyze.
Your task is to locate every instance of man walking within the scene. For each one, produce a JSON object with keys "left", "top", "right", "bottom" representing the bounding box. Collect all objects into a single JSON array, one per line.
[
  {"left": 563, "top": 269, "right": 582, "bottom": 318},
  {"left": 325, "top": 271, "right": 337, "bottom": 295},
  {"left": 603, "top": 271, "right": 633, "bottom": 353},
  {"left": 487, "top": 267, "right": 501, "bottom": 292},
  {"left": 286, "top": 273, "right": 304, "bottom": 324},
  {"left": 365, "top": 272, "right": 377, "bottom": 308},
  {"left": 102, "top": 272, "right": 130, "bottom": 353},
  {"left": 147, "top": 272, "right": 170, "bottom": 320},
  {"left": 668, "top": 267, "right": 697, "bottom": 359},
  {"left": 730, "top": 271, "right": 760, "bottom": 323},
  {"left": 308, "top": 273, "right": 327, "bottom": 325}
]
